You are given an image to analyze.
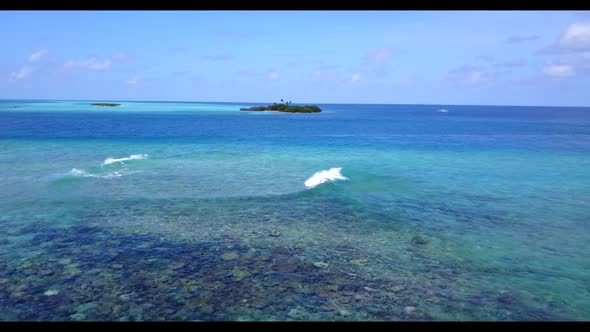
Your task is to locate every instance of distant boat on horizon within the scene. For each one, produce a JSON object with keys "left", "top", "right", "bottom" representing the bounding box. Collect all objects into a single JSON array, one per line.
[{"left": 436, "top": 108, "right": 449, "bottom": 113}]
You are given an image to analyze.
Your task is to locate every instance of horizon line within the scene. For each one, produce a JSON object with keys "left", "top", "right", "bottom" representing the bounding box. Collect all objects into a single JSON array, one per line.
[{"left": 0, "top": 98, "right": 589, "bottom": 109}]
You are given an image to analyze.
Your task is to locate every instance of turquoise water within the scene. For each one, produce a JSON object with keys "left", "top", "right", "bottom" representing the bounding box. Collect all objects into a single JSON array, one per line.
[{"left": 0, "top": 100, "right": 589, "bottom": 321}]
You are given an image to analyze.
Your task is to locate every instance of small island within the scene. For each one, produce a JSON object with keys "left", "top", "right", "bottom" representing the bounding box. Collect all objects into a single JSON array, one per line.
[
  {"left": 91, "top": 103, "right": 121, "bottom": 107},
  {"left": 240, "top": 100, "right": 321, "bottom": 113}
]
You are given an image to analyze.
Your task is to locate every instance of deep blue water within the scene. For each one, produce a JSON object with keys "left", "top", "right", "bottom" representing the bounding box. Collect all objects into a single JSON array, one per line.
[{"left": 0, "top": 100, "right": 589, "bottom": 320}]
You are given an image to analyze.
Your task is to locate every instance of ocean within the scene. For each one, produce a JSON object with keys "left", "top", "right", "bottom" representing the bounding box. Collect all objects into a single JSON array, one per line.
[{"left": 0, "top": 100, "right": 589, "bottom": 321}]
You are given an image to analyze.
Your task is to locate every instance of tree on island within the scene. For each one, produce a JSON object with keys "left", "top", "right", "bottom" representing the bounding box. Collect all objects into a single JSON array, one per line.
[{"left": 277, "top": 98, "right": 292, "bottom": 107}]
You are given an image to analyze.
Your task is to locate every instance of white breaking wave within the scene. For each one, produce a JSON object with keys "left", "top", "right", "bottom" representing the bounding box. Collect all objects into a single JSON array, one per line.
[
  {"left": 102, "top": 154, "right": 148, "bottom": 166},
  {"left": 304, "top": 167, "right": 349, "bottom": 189},
  {"left": 69, "top": 168, "right": 137, "bottom": 179},
  {"left": 67, "top": 153, "right": 146, "bottom": 179}
]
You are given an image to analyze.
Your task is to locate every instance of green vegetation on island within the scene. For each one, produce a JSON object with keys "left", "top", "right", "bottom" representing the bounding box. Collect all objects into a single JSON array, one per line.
[
  {"left": 240, "top": 100, "right": 321, "bottom": 113},
  {"left": 91, "top": 103, "right": 121, "bottom": 107}
]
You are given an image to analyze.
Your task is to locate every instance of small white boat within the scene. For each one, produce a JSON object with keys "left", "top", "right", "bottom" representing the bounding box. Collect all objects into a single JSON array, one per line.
[{"left": 436, "top": 108, "right": 449, "bottom": 113}]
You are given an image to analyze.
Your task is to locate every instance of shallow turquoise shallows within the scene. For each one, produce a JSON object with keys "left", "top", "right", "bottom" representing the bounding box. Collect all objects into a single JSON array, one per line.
[{"left": 1, "top": 100, "right": 589, "bottom": 321}]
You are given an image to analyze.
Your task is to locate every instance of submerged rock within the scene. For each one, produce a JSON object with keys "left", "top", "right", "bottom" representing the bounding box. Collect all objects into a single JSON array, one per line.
[
  {"left": 57, "top": 258, "right": 72, "bottom": 265},
  {"left": 497, "top": 294, "right": 514, "bottom": 304},
  {"left": 200, "top": 304, "right": 215, "bottom": 315},
  {"left": 170, "top": 262, "right": 187, "bottom": 270},
  {"left": 426, "top": 297, "right": 441, "bottom": 303},
  {"left": 69, "top": 313, "right": 87, "bottom": 321},
  {"left": 271, "top": 246, "right": 292, "bottom": 255},
  {"left": 404, "top": 306, "right": 416, "bottom": 315},
  {"left": 339, "top": 309, "right": 352, "bottom": 317},
  {"left": 411, "top": 235, "right": 429, "bottom": 245},
  {"left": 232, "top": 268, "right": 252, "bottom": 281},
  {"left": 287, "top": 308, "right": 307, "bottom": 319},
  {"left": 391, "top": 285, "right": 405, "bottom": 293},
  {"left": 274, "top": 260, "right": 299, "bottom": 273},
  {"left": 313, "top": 262, "right": 329, "bottom": 269},
  {"left": 75, "top": 302, "right": 99, "bottom": 315},
  {"left": 43, "top": 289, "right": 59, "bottom": 296},
  {"left": 350, "top": 259, "right": 368, "bottom": 266},
  {"left": 221, "top": 252, "right": 239, "bottom": 260}
]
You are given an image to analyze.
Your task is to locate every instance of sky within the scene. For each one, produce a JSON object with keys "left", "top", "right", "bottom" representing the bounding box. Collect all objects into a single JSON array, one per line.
[{"left": 1, "top": 10, "right": 589, "bottom": 106}]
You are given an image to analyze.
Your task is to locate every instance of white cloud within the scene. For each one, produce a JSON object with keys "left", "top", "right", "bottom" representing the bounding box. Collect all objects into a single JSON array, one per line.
[
  {"left": 538, "top": 52, "right": 590, "bottom": 78},
  {"left": 364, "top": 48, "right": 393, "bottom": 65},
  {"left": 505, "top": 35, "right": 540, "bottom": 44},
  {"left": 267, "top": 71, "right": 279, "bottom": 80},
  {"left": 542, "top": 63, "right": 575, "bottom": 77},
  {"left": 559, "top": 22, "right": 590, "bottom": 51},
  {"left": 446, "top": 65, "right": 495, "bottom": 85},
  {"left": 8, "top": 49, "right": 48, "bottom": 81},
  {"left": 465, "top": 71, "right": 485, "bottom": 84},
  {"left": 537, "top": 23, "right": 590, "bottom": 76},
  {"left": 127, "top": 75, "right": 142, "bottom": 86},
  {"left": 111, "top": 52, "right": 128, "bottom": 61},
  {"left": 9, "top": 66, "right": 33, "bottom": 81},
  {"left": 351, "top": 72, "right": 361, "bottom": 82},
  {"left": 28, "top": 49, "right": 48, "bottom": 63},
  {"left": 10, "top": 49, "right": 126, "bottom": 81},
  {"left": 493, "top": 59, "right": 527, "bottom": 68},
  {"left": 64, "top": 58, "right": 112, "bottom": 70},
  {"left": 540, "top": 22, "right": 590, "bottom": 54}
]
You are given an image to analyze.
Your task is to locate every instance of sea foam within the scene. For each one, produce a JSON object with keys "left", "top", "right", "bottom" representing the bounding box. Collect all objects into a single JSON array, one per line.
[
  {"left": 304, "top": 167, "right": 349, "bottom": 188},
  {"left": 102, "top": 154, "right": 148, "bottom": 166},
  {"left": 69, "top": 168, "right": 136, "bottom": 179}
]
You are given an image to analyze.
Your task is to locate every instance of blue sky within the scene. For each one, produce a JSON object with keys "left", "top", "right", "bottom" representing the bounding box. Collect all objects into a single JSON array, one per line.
[{"left": 1, "top": 10, "right": 589, "bottom": 106}]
